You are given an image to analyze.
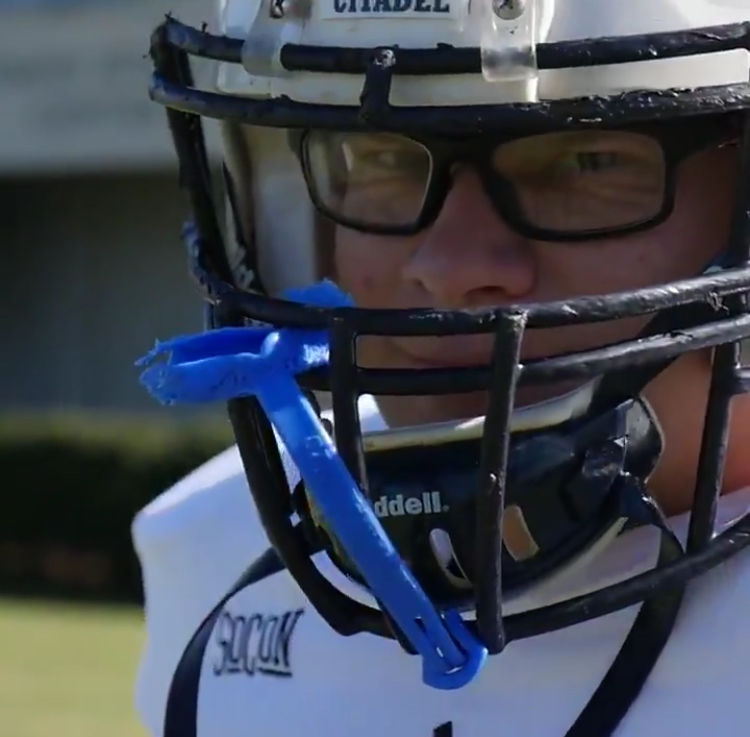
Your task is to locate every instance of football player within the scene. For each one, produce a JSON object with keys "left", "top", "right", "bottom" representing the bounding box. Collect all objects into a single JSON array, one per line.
[{"left": 132, "top": 1, "right": 750, "bottom": 735}]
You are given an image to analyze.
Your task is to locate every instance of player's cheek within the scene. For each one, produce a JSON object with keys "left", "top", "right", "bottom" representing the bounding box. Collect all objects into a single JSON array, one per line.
[{"left": 334, "top": 230, "right": 407, "bottom": 308}]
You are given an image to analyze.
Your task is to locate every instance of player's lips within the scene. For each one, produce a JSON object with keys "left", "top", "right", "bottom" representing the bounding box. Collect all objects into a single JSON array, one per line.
[
  {"left": 389, "top": 341, "right": 550, "bottom": 369},
  {"left": 394, "top": 353, "right": 489, "bottom": 369},
  {"left": 385, "top": 337, "right": 491, "bottom": 368},
  {"left": 384, "top": 339, "right": 588, "bottom": 406}
]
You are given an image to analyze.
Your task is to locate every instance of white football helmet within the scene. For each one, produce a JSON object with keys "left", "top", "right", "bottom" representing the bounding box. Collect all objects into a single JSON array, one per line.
[{"left": 144, "top": 2, "right": 750, "bottom": 732}]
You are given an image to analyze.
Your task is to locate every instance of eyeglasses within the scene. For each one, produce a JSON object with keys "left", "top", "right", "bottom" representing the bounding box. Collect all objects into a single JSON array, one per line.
[{"left": 292, "top": 116, "right": 737, "bottom": 242}]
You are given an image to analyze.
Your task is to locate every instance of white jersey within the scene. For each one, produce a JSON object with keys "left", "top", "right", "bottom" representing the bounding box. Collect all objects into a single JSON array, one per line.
[{"left": 132, "top": 397, "right": 750, "bottom": 737}]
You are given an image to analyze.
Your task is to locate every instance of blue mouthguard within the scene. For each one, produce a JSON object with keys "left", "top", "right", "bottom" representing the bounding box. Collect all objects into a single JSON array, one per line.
[{"left": 137, "top": 280, "right": 487, "bottom": 689}]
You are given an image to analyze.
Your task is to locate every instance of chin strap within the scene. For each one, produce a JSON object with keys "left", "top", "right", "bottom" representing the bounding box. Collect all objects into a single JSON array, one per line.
[
  {"left": 162, "top": 547, "right": 285, "bottom": 737},
  {"left": 563, "top": 477, "right": 685, "bottom": 737}
]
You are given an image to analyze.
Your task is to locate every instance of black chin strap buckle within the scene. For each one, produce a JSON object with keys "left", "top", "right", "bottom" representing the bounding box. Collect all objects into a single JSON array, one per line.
[
  {"left": 614, "top": 471, "right": 682, "bottom": 547},
  {"left": 563, "top": 437, "right": 628, "bottom": 521},
  {"left": 562, "top": 473, "right": 685, "bottom": 737}
]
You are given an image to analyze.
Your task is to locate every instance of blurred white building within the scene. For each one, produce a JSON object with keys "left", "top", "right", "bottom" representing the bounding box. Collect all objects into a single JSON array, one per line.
[{"left": 0, "top": 0, "right": 221, "bottom": 410}]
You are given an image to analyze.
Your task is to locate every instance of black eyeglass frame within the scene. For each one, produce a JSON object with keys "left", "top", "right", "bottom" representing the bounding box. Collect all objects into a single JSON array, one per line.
[{"left": 292, "top": 117, "right": 739, "bottom": 242}]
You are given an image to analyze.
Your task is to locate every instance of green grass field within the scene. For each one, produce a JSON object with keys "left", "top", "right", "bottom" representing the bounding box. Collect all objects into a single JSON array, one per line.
[{"left": 0, "top": 597, "right": 148, "bottom": 737}]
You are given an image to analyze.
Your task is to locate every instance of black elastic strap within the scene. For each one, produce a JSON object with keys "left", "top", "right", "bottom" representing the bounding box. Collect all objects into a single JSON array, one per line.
[
  {"left": 564, "top": 503, "right": 685, "bottom": 737},
  {"left": 163, "top": 547, "right": 284, "bottom": 737},
  {"left": 163, "top": 517, "right": 683, "bottom": 737}
]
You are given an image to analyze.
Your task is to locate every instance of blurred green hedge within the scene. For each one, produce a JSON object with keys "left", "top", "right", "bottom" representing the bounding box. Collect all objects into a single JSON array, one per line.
[{"left": 0, "top": 412, "right": 233, "bottom": 603}]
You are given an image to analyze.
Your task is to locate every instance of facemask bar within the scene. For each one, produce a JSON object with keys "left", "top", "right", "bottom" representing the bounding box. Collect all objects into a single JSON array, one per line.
[
  {"left": 688, "top": 110, "right": 750, "bottom": 554},
  {"left": 149, "top": 25, "right": 233, "bottom": 290},
  {"left": 216, "top": 250, "right": 750, "bottom": 651},
  {"left": 150, "top": 17, "right": 750, "bottom": 134},
  {"left": 474, "top": 311, "right": 526, "bottom": 651},
  {"left": 151, "top": 17, "right": 750, "bottom": 659}
]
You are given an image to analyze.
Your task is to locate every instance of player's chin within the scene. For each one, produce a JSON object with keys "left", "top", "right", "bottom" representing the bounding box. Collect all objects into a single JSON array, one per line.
[
  {"left": 363, "top": 338, "right": 591, "bottom": 424},
  {"left": 376, "top": 380, "right": 589, "bottom": 428},
  {"left": 513, "top": 379, "right": 591, "bottom": 410}
]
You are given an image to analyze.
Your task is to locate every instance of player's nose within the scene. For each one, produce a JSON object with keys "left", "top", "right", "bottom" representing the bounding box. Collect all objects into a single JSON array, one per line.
[{"left": 401, "top": 167, "right": 537, "bottom": 309}]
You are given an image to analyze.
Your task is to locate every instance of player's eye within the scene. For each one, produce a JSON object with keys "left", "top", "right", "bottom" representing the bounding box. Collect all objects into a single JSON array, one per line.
[{"left": 565, "top": 151, "right": 622, "bottom": 173}]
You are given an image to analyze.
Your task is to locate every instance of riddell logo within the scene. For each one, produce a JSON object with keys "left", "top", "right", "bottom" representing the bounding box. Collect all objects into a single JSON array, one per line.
[{"left": 373, "top": 491, "right": 448, "bottom": 518}]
